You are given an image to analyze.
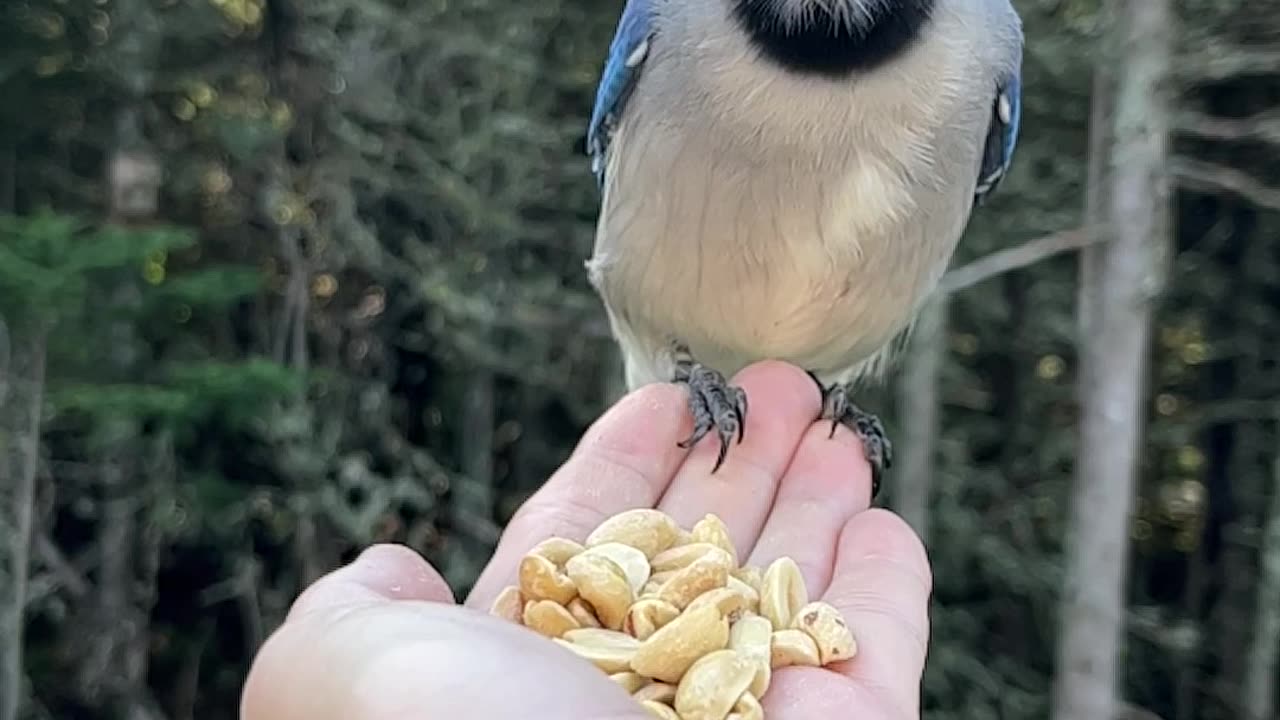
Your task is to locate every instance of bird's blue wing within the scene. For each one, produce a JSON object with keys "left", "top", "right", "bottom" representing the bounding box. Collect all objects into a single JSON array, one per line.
[
  {"left": 973, "top": 71, "right": 1022, "bottom": 206},
  {"left": 587, "top": 0, "right": 654, "bottom": 189}
]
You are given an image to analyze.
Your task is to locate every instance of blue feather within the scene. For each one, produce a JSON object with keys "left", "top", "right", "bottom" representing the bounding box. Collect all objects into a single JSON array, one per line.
[
  {"left": 999, "top": 73, "right": 1022, "bottom": 171},
  {"left": 587, "top": 0, "right": 653, "bottom": 188},
  {"left": 974, "top": 70, "right": 1022, "bottom": 205}
]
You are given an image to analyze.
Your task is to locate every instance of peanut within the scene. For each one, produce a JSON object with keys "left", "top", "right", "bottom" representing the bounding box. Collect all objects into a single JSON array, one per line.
[
  {"left": 565, "top": 553, "right": 635, "bottom": 630},
  {"left": 610, "top": 671, "right": 649, "bottom": 694},
  {"left": 732, "top": 566, "right": 763, "bottom": 595},
  {"left": 728, "top": 691, "right": 763, "bottom": 720},
  {"left": 686, "top": 587, "right": 752, "bottom": 621},
  {"left": 519, "top": 554, "right": 577, "bottom": 605},
  {"left": 729, "top": 614, "right": 773, "bottom": 697},
  {"left": 639, "top": 577, "right": 667, "bottom": 598},
  {"left": 647, "top": 570, "right": 678, "bottom": 587},
  {"left": 554, "top": 628, "right": 639, "bottom": 674},
  {"left": 625, "top": 598, "right": 682, "bottom": 641},
  {"left": 759, "top": 557, "right": 807, "bottom": 630},
  {"left": 529, "top": 537, "right": 585, "bottom": 566},
  {"left": 632, "top": 603, "right": 730, "bottom": 683},
  {"left": 642, "top": 700, "right": 682, "bottom": 720},
  {"left": 562, "top": 627, "right": 641, "bottom": 646},
  {"left": 633, "top": 681, "right": 677, "bottom": 704},
  {"left": 494, "top": 509, "right": 858, "bottom": 720},
  {"left": 580, "top": 542, "right": 652, "bottom": 594},
  {"left": 691, "top": 514, "right": 739, "bottom": 566},
  {"left": 489, "top": 585, "right": 523, "bottom": 624},
  {"left": 567, "top": 597, "right": 602, "bottom": 628},
  {"left": 790, "top": 601, "right": 857, "bottom": 664},
  {"left": 769, "top": 629, "right": 821, "bottom": 668},
  {"left": 586, "top": 508, "right": 681, "bottom": 559},
  {"left": 673, "top": 649, "right": 758, "bottom": 720},
  {"left": 658, "top": 547, "right": 733, "bottom": 609},
  {"left": 725, "top": 576, "right": 760, "bottom": 611},
  {"left": 652, "top": 543, "right": 723, "bottom": 573},
  {"left": 523, "top": 599, "right": 581, "bottom": 638}
]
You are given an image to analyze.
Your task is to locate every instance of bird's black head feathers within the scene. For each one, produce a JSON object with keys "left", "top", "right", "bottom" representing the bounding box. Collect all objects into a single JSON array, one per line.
[{"left": 731, "top": 0, "right": 936, "bottom": 76}]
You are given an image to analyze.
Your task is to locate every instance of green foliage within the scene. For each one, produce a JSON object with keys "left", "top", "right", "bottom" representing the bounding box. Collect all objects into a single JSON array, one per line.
[
  {"left": 1, "top": 207, "right": 294, "bottom": 451},
  {"left": 145, "top": 265, "right": 264, "bottom": 310},
  {"left": 0, "top": 211, "right": 194, "bottom": 327},
  {"left": 51, "top": 359, "right": 302, "bottom": 434}
]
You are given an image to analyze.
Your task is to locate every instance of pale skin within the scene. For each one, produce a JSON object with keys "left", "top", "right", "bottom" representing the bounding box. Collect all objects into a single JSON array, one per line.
[{"left": 240, "top": 361, "right": 932, "bottom": 719}]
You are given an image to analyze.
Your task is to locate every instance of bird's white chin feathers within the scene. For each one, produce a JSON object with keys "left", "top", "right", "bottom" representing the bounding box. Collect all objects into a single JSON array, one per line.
[{"left": 767, "top": 0, "right": 892, "bottom": 29}]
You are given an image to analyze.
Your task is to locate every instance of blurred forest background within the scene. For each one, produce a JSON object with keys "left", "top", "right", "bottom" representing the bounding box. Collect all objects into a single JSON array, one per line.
[{"left": 0, "top": 0, "right": 1278, "bottom": 718}]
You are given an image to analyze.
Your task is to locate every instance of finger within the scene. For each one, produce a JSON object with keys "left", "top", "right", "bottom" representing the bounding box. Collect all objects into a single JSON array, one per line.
[
  {"left": 821, "top": 509, "right": 933, "bottom": 718},
  {"left": 657, "top": 360, "right": 822, "bottom": 559},
  {"left": 287, "top": 543, "right": 455, "bottom": 623},
  {"left": 243, "top": 601, "right": 650, "bottom": 720},
  {"left": 762, "top": 669, "right": 900, "bottom": 720},
  {"left": 466, "top": 381, "right": 694, "bottom": 610},
  {"left": 745, "top": 417, "right": 873, "bottom": 597}
]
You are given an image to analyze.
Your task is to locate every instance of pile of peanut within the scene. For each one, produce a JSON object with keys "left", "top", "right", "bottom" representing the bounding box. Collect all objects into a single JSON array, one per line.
[{"left": 488, "top": 508, "right": 856, "bottom": 720}]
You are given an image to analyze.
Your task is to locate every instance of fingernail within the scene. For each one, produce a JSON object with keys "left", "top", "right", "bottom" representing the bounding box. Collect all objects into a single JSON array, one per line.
[{"left": 350, "top": 544, "right": 455, "bottom": 602}]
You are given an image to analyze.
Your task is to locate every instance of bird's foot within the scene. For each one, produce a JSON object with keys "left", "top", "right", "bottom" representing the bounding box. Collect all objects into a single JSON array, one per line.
[
  {"left": 808, "top": 372, "right": 892, "bottom": 500},
  {"left": 673, "top": 359, "right": 748, "bottom": 473}
]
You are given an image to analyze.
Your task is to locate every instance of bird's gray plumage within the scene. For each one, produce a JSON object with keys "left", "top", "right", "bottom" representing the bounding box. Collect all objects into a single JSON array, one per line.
[{"left": 585, "top": 0, "right": 1023, "bottom": 479}]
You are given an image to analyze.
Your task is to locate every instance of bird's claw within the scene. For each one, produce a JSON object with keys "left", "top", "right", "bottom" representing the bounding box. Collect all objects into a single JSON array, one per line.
[
  {"left": 809, "top": 372, "right": 892, "bottom": 500},
  {"left": 674, "top": 360, "right": 748, "bottom": 472}
]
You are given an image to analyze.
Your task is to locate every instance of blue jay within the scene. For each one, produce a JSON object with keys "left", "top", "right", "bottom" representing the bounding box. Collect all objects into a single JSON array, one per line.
[{"left": 585, "top": 0, "right": 1023, "bottom": 497}]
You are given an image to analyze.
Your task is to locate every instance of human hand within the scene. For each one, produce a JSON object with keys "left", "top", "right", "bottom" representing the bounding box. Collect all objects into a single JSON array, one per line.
[{"left": 241, "top": 360, "right": 932, "bottom": 719}]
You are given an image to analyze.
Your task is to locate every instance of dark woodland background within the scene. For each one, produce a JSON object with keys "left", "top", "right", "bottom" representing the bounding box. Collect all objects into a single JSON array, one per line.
[{"left": 1, "top": 0, "right": 1278, "bottom": 718}]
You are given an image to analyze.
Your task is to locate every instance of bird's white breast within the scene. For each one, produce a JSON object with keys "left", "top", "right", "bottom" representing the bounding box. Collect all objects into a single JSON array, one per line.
[{"left": 589, "top": 0, "right": 994, "bottom": 388}]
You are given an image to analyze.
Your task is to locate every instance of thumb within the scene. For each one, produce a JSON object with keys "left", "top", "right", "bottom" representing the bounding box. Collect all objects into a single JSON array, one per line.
[
  {"left": 241, "top": 544, "right": 649, "bottom": 720},
  {"left": 240, "top": 543, "right": 455, "bottom": 720},
  {"left": 286, "top": 543, "right": 456, "bottom": 622}
]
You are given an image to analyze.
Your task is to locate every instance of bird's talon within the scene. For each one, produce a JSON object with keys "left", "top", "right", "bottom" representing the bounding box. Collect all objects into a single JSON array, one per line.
[
  {"left": 673, "top": 359, "right": 748, "bottom": 472},
  {"left": 815, "top": 381, "right": 892, "bottom": 500}
]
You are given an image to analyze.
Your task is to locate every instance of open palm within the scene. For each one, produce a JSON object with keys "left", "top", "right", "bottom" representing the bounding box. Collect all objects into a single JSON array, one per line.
[
  {"left": 242, "top": 361, "right": 931, "bottom": 720},
  {"left": 466, "top": 360, "right": 931, "bottom": 719}
]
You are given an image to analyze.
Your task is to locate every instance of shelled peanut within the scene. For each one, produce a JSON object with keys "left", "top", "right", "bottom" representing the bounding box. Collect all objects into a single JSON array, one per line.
[{"left": 488, "top": 508, "right": 857, "bottom": 720}]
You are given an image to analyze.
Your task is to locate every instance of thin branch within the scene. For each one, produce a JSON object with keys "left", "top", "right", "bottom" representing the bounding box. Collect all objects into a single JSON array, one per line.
[
  {"left": 1189, "top": 399, "right": 1279, "bottom": 428},
  {"left": 1116, "top": 702, "right": 1169, "bottom": 720},
  {"left": 1176, "top": 45, "right": 1280, "bottom": 83},
  {"left": 450, "top": 506, "right": 503, "bottom": 546},
  {"left": 236, "top": 556, "right": 265, "bottom": 652},
  {"left": 1177, "top": 109, "right": 1280, "bottom": 146},
  {"left": 1242, "top": 402, "right": 1280, "bottom": 719},
  {"left": 1173, "top": 159, "right": 1280, "bottom": 212},
  {"left": 0, "top": 327, "right": 45, "bottom": 720},
  {"left": 33, "top": 533, "right": 88, "bottom": 599},
  {"left": 938, "top": 229, "right": 1095, "bottom": 295}
]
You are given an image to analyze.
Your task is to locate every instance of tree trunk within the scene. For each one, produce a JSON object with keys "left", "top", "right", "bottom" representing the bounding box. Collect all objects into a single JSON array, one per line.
[
  {"left": 1211, "top": 419, "right": 1266, "bottom": 717},
  {"left": 446, "top": 368, "right": 496, "bottom": 589},
  {"left": 893, "top": 295, "right": 946, "bottom": 541},
  {"left": 77, "top": 7, "right": 166, "bottom": 710},
  {"left": 275, "top": 221, "right": 322, "bottom": 586},
  {"left": 86, "top": 439, "right": 142, "bottom": 708},
  {"left": 1051, "top": 2, "right": 1175, "bottom": 719},
  {"left": 0, "top": 323, "right": 47, "bottom": 720},
  {"left": 1077, "top": 56, "right": 1114, "bottom": 343},
  {"left": 1242, "top": 407, "right": 1280, "bottom": 720},
  {"left": 0, "top": 141, "right": 13, "bottom": 211},
  {"left": 1173, "top": 528, "right": 1207, "bottom": 720}
]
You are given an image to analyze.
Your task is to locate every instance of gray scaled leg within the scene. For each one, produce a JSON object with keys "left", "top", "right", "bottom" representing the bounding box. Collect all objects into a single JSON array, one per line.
[
  {"left": 672, "top": 352, "right": 748, "bottom": 473},
  {"left": 806, "top": 371, "right": 892, "bottom": 500}
]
